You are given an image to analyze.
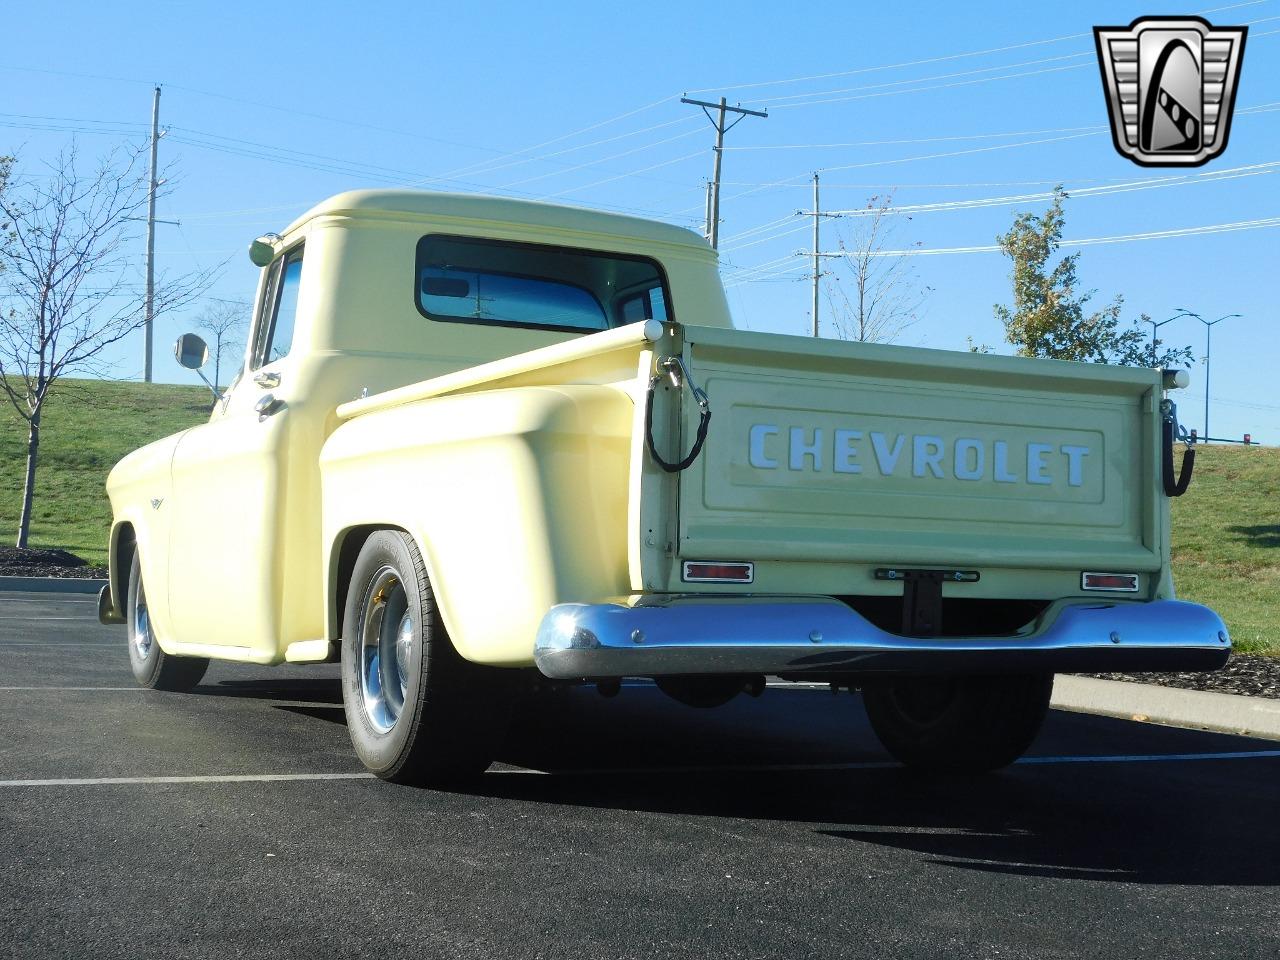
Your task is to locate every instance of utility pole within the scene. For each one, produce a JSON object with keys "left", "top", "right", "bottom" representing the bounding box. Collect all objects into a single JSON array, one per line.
[
  {"left": 798, "top": 172, "right": 841, "bottom": 338},
  {"left": 703, "top": 180, "right": 714, "bottom": 243},
  {"left": 811, "top": 173, "right": 820, "bottom": 336},
  {"left": 681, "top": 96, "right": 767, "bottom": 249},
  {"left": 143, "top": 85, "right": 160, "bottom": 383}
]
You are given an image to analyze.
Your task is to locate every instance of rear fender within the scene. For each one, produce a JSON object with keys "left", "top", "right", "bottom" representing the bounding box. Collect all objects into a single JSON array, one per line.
[{"left": 321, "top": 383, "right": 635, "bottom": 666}]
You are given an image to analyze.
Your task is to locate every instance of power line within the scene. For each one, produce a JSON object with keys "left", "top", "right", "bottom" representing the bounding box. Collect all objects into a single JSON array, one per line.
[
  {"left": 537, "top": 149, "right": 706, "bottom": 200},
  {"left": 498, "top": 125, "right": 705, "bottom": 189},
  {"left": 721, "top": 123, "right": 1108, "bottom": 150},
  {"left": 816, "top": 215, "right": 1280, "bottom": 258},
  {"left": 770, "top": 63, "right": 1092, "bottom": 110},
  {"left": 683, "top": 1, "right": 1267, "bottom": 98},
  {"left": 821, "top": 162, "right": 1278, "bottom": 216},
  {"left": 763, "top": 53, "right": 1093, "bottom": 106}
]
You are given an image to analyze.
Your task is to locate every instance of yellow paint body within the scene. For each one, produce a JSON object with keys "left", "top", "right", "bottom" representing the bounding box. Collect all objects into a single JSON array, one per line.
[{"left": 104, "top": 190, "right": 1176, "bottom": 669}]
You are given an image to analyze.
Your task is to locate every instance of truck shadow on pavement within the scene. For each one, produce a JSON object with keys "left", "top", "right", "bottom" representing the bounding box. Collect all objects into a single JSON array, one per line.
[{"left": 482, "top": 684, "right": 1280, "bottom": 888}]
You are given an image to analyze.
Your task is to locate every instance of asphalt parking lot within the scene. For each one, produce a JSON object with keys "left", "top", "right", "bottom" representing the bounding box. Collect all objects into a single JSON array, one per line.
[{"left": 2, "top": 591, "right": 1278, "bottom": 959}]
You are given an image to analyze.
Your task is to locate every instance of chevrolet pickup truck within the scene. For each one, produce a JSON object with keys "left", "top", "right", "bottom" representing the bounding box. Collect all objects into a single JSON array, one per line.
[{"left": 100, "top": 190, "right": 1228, "bottom": 785}]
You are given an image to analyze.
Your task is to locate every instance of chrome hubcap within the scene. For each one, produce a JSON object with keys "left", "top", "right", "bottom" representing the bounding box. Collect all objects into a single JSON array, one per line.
[
  {"left": 132, "top": 587, "right": 152, "bottom": 658},
  {"left": 358, "top": 567, "right": 413, "bottom": 734}
]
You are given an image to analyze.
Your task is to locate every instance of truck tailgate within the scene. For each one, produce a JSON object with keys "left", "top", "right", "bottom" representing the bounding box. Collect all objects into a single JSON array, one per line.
[{"left": 677, "top": 327, "right": 1162, "bottom": 572}]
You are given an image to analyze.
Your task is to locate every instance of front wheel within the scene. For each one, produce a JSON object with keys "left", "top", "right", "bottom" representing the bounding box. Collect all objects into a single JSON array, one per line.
[
  {"left": 861, "top": 674, "right": 1053, "bottom": 773},
  {"left": 340, "top": 531, "right": 513, "bottom": 787},
  {"left": 125, "top": 551, "right": 209, "bottom": 691}
]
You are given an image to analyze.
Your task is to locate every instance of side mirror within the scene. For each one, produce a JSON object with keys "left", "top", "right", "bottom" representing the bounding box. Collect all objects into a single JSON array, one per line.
[
  {"left": 174, "top": 333, "right": 210, "bottom": 370},
  {"left": 249, "top": 233, "right": 282, "bottom": 267},
  {"left": 173, "top": 333, "right": 222, "bottom": 402}
]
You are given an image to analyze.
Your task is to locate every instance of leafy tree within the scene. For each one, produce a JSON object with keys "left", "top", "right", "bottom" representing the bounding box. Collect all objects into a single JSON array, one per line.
[
  {"left": 993, "top": 187, "right": 1192, "bottom": 367},
  {"left": 0, "top": 144, "right": 208, "bottom": 548}
]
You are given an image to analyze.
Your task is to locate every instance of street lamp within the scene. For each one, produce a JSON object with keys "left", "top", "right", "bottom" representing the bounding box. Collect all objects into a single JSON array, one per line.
[
  {"left": 1148, "top": 309, "right": 1197, "bottom": 366},
  {"left": 1193, "top": 312, "right": 1242, "bottom": 442}
]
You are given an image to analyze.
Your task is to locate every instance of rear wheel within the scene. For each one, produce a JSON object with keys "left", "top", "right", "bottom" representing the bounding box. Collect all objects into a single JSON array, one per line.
[
  {"left": 340, "top": 530, "right": 513, "bottom": 786},
  {"left": 862, "top": 674, "right": 1053, "bottom": 772},
  {"left": 125, "top": 551, "right": 209, "bottom": 691}
]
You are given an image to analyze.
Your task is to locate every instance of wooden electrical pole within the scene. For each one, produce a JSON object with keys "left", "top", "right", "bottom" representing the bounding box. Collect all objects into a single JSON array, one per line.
[
  {"left": 143, "top": 85, "right": 160, "bottom": 383},
  {"left": 811, "top": 173, "right": 820, "bottom": 336},
  {"left": 799, "top": 171, "right": 840, "bottom": 337},
  {"left": 681, "top": 96, "right": 767, "bottom": 249}
]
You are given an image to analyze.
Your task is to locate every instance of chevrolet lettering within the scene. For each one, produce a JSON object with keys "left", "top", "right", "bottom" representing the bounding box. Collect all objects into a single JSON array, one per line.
[
  {"left": 98, "top": 190, "right": 1226, "bottom": 786},
  {"left": 747, "top": 425, "right": 1091, "bottom": 486}
]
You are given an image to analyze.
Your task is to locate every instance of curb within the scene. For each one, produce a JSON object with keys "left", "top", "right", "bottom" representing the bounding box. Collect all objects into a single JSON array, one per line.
[
  {"left": 1052, "top": 675, "right": 1280, "bottom": 742},
  {"left": 0, "top": 576, "right": 107, "bottom": 595}
]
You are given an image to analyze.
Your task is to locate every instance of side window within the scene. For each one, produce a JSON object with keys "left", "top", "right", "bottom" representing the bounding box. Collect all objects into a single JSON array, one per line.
[
  {"left": 616, "top": 285, "right": 668, "bottom": 325},
  {"left": 252, "top": 245, "right": 303, "bottom": 369}
]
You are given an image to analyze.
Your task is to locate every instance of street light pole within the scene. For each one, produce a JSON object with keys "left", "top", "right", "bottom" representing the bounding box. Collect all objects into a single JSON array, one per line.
[
  {"left": 1195, "top": 313, "right": 1242, "bottom": 442},
  {"left": 1147, "top": 308, "right": 1196, "bottom": 366}
]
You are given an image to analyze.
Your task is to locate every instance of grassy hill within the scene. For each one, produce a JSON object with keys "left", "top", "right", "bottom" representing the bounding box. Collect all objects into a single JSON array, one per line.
[
  {"left": 1, "top": 379, "right": 1276, "bottom": 654},
  {"left": 0, "top": 379, "right": 210, "bottom": 563}
]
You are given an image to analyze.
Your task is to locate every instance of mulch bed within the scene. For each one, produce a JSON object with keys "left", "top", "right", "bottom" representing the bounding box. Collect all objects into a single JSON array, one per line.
[
  {"left": 0, "top": 547, "right": 107, "bottom": 580},
  {"left": 1079, "top": 654, "right": 1280, "bottom": 700}
]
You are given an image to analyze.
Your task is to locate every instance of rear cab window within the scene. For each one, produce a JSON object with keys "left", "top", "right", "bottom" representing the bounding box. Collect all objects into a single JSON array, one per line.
[{"left": 415, "top": 235, "right": 671, "bottom": 333}]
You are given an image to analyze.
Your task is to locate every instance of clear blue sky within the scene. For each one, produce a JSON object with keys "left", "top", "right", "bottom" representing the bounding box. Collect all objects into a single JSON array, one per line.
[{"left": 5, "top": 0, "right": 1277, "bottom": 441}]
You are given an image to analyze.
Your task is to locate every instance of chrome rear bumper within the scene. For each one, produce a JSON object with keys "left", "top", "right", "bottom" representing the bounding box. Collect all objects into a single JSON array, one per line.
[{"left": 533, "top": 597, "right": 1230, "bottom": 680}]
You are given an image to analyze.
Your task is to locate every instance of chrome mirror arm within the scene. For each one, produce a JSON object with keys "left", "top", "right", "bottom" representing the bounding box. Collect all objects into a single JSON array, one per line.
[{"left": 193, "top": 367, "right": 224, "bottom": 402}]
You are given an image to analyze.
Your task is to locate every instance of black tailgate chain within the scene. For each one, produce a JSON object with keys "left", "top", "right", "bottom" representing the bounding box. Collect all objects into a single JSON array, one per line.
[
  {"left": 1161, "top": 398, "right": 1195, "bottom": 497},
  {"left": 645, "top": 356, "right": 711, "bottom": 473}
]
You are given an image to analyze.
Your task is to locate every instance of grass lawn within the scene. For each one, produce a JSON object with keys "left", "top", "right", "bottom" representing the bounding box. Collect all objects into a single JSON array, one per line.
[
  {"left": 0, "top": 379, "right": 210, "bottom": 563},
  {"left": 1170, "top": 444, "right": 1279, "bottom": 655},
  {"left": 1, "top": 378, "right": 1276, "bottom": 653}
]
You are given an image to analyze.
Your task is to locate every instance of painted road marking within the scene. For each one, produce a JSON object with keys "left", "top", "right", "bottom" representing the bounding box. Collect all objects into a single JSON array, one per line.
[
  {"left": 0, "top": 765, "right": 547, "bottom": 787},
  {"left": 0, "top": 598, "right": 95, "bottom": 604},
  {"left": 0, "top": 686, "right": 146, "bottom": 691},
  {"left": 0, "top": 616, "right": 104, "bottom": 621},
  {"left": 0, "top": 772, "right": 377, "bottom": 787},
  {"left": 2, "top": 752, "right": 1276, "bottom": 787},
  {"left": 0, "top": 642, "right": 122, "bottom": 646}
]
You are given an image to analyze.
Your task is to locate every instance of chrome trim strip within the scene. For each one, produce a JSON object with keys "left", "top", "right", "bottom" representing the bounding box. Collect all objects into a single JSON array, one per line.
[{"left": 533, "top": 597, "right": 1230, "bottom": 679}]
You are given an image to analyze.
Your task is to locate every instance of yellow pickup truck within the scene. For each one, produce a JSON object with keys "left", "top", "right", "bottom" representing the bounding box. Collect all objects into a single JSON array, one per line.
[{"left": 100, "top": 190, "right": 1227, "bottom": 785}]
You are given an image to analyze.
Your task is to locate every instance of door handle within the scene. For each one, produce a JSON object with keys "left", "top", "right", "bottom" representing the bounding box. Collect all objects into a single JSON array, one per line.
[
  {"left": 254, "top": 393, "right": 283, "bottom": 421},
  {"left": 254, "top": 371, "right": 281, "bottom": 388}
]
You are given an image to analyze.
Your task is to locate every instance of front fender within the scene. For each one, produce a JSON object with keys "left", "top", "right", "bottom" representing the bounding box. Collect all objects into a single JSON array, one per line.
[{"left": 103, "top": 430, "right": 188, "bottom": 645}]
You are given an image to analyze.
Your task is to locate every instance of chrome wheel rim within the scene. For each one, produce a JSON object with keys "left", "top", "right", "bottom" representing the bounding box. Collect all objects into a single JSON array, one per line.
[
  {"left": 358, "top": 566, "right": 412, "bottom": 734},
  {"left": 132, "top": 581, "right": 152, "bottom": 658}
]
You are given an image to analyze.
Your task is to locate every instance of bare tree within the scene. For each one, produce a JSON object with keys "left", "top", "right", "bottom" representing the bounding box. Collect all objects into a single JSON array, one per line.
[
  {"left": 824, "top": 194, "right": 929, "bottom": 343},
  {"left": 0, "top": 144, "right": 208, "bottom": 548},
  {"left": 193, "top": 299, "right": 250, "bottom": 388}
]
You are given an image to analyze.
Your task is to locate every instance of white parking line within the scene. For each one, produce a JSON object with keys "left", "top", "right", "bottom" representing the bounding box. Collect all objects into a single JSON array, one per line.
[
  {"left": 0, "top": 616, "right": 100, "bottom": 620},
  {"left": 1, "top": 751, "right": 1275, "bottom": 788},
  {"left": 0, "top": 772, "right": 377, "bottom": 787},
  {"left": 0, "top": 597, "right": 95, "bottom": 604},
  {"left": 0, "top": 642, "right": 117, "bottom": 646},
  {"left": 0, "top": 686, "right": 144, "bottom": 691}
]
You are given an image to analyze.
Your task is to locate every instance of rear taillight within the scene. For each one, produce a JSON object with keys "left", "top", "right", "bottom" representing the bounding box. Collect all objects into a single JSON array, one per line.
[
  {"left": 1081, "top": 572, "right": 1140, "bottom": 592},
  {"left": 682, "top": 561, "right": 754, "bottom": 584}
]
